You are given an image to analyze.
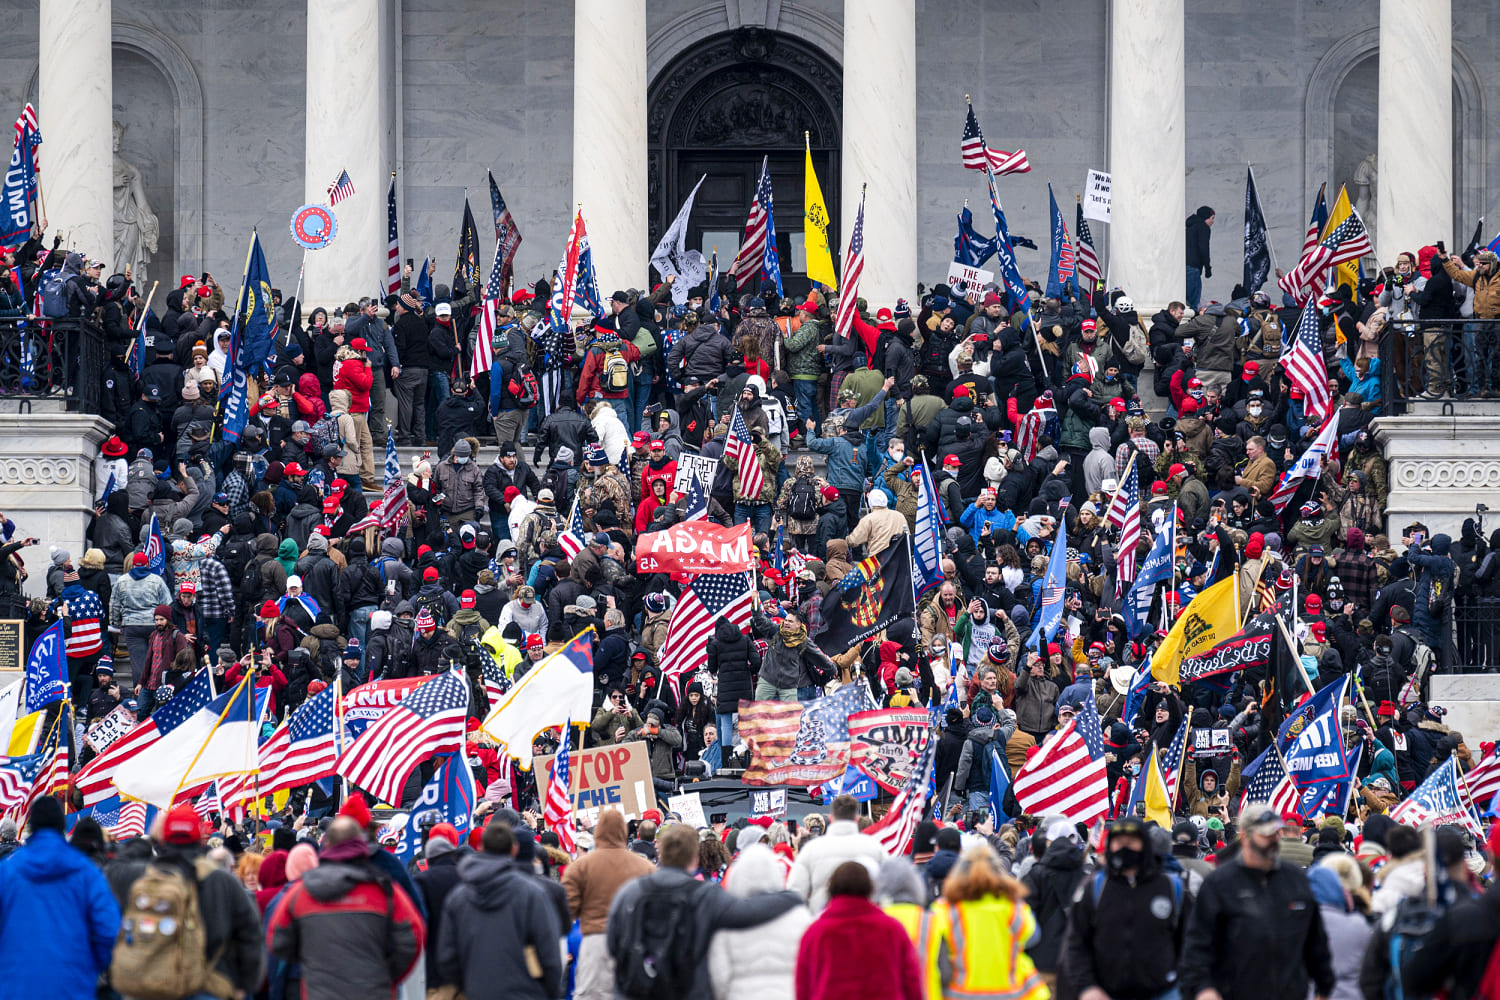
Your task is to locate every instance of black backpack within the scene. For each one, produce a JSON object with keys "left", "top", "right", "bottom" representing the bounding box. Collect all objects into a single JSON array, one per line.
[
  {"left": 1427, "top": 566, "right": 1455, "bottom": 616},
  {"left": 788, "top": 478, "right": 819, "bottom": 521},
  {"left": 412, "top": 590, "right": 450, "bottom": 629},
  {"left": 614, "top": 878, "right": 700, "bottom": 1000}
]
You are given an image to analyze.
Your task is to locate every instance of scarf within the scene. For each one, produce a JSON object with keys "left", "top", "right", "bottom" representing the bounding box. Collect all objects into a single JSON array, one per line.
[{"left": 779, "top": 621, "right": 806, "bottom": 648}]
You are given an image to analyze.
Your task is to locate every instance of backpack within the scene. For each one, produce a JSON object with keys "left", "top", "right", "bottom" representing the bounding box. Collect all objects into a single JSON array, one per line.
[
  {"left": 412, "top": 589, "right": 450, "bottom": 629},
  {"left": 788, "top": 477, "right": 819, "bottom": 521},
  {"left": 614, "top": 878, "right": 700, "bottom": 1000},
  {"left": 506, "top": 361, "right": 541, "bottom": 407},
  {"left": 111, "top": 859, "right": 233, "bottom": 1000},
  {"left": 1385, "top": 895, "right": 1444, "bottom": 1000},
  {"left": 308, "top": 411, "right": 345, "bottom": 455},
  {"left": 632, "top": 327, "right": 659, "bottom": 359},
  {"left": 1427, "top": 569, "right": 1454, "bottom": 616},
  {"left": 39, "top": 269, "right": 69, "bottom": 319},
  {"left": 602, "top": 346, "right": 630, "bottom": 392},
  {"left": 1121, "top": 323, "right": 1149, "bottom": 366}
]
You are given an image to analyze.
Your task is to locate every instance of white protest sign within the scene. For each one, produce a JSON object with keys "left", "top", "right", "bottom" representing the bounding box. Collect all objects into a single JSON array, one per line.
[
  {"left": 946, "top": 261, "right": 996, "bottom": 298},
  {"left": 1082, "top": 170, "right": 1112, "bottom": 222},
  {"left": 673, "top": 451, "right": 718, "bottom": 494},
  {"left": 668, "top": 791, "right": 707, "bottom": 828},
  {"left": 85, "top": 704, "right": 136, "bottom": 753}
]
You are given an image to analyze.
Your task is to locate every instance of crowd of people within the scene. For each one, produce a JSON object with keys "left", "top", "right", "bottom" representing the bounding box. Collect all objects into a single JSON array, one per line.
[{"left": 0, "top": 206, "right": 1495, "bottom": 1000}]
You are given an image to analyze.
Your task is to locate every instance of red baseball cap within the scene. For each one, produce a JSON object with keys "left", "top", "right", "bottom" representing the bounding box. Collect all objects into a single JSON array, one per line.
[
  {"left": 953, "top": 385, "right": 970, "bottom": 398},
  {"left": 349, "top": 337, "right": 369, "bottom": 352},
  {"left": 460, "top": 589, "right": 476, "bottom": 609},
  {"left": 632, "top": 431, "right": 649, "bottom": 447},
  {"left": 943, "top": 454, "right": 961, "bottom": 468},
  {"left": 284, "top": 462, "right": 306, "bottom": 477},
  {"left": 161, "top": 803, "right": 204, "bottom": 845},
  {"left": 423, "top": 566, "right": 439, "bottom": 581}
]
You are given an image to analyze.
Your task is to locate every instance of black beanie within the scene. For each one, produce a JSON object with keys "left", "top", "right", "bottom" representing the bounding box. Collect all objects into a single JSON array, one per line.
[{"left": 29, "top": 796, "right": 65, "bottom": 834}]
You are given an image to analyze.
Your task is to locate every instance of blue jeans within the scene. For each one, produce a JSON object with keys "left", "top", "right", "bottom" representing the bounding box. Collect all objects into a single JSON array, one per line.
[
  {"left": 798, "top": 685, "right": 822, "bottom": 700},
  {"left": 967, "top": 790, "right": 990, "bottom": 812},
  {"left": 348, "top": 605, "right": 375, "bottom": 665},
  {"left": 425, "top": 370, "right": 450, "bottom": 440},
  {"left": 716, "top": 710, "right": 737, "bottom": 748},
  {"left": 1185, "top": 267, "right": 1203, "bottom": 311},
  {"left": 629, "top": 378, "right": 651, "bottom": 433},
  {"left": 793, "top": 378, "right": 819, "bottom": 432},
  {"left": 608, "top": 397, "right": 631, "bottom": 433},
  {"left": 734, "top": 501, "right": 772, "bottom": 535}
]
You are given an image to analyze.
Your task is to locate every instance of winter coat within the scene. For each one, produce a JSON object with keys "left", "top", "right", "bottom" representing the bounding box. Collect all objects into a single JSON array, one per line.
[
  {"left": 108, "top": 569, "right": 172, "bottom": 628},
  {"left": 707, "top": 617, "right": 760, "bottom": 709},
  {"left": 1307, "top": 871, "right": 1370, "bottom": 1000},
  {"left": 794, "top": 894, "right": 924, "bottom": 1000},
  {"left": 0, "top": 829, "right": 120, "bottom": 1000},
  {"left": 707, "top": 846, "right": 812, "bottom": 1000},
  {"left": 1083, "top": 426, "right": 1114, "bottom": 495},
  {"left": 751, "top": 610, "right": 835, "bottom": 691},
  {"left": 787, "top": 820, "right": 890, "bottom": 912},
  {"left": 1020, "top": 837, "right": 1086, "bottom": 973},
  {"left": 560, "top": 808, "right": 655, "bottom": 935},
  {"left": 436, "top": 853, "right": 563, "bottom": 1000},
  {"left": 669, "top": 322, "right": 735, "bottom": 384},
  {"left": 1013, "top": 667, "right": 1060, "bottom": 734}
]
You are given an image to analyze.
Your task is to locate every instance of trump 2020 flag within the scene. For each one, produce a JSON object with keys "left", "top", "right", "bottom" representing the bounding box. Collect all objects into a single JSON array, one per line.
[
  {"left": 651, "top": 174, "right": 708, "bottom": 306},
  {"left": 144, "top": 513, "right": 169, "bottom": 577},
  {"left": 953, "top": 205, "right": 998, "bottom": 268},
  {"left": 913, "top": 457, "right": 945, "bottom": 600},
  {"left": 1047, "top": 183, "right": 1077, "bottom": 300},
  {"left": 1026, "top": 512, "right": 1068, "bottom": 649},
  {"left": 1280, "top": 674, "right": 1352, "bottom": 790},
  {"left": 23, "top": 621, "right": 67, "bottom": 713},
  {"left": 1243, "top": 167, "right": 1272, "bottom": 293},
  {"left": 394, "top": 752, "right": 476, "bottom": 864},
  {"left": 1391, "top": 755, "right": 1484, "bottom": 837}
]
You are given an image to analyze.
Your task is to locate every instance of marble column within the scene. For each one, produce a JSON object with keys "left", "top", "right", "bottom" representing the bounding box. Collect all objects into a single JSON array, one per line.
[
  {"left": 38, "top": 0, "right": 113, "bottom": 266},
  {"left": 1108, "top": 0, "right": 1185, "bottom": 309},
  {"left": 573, "top": 0, "right": 647, "bottom": 296},
  {"left": 304, "top": 0, "right": 386, "bottom": 308},
  {"left": 1378, "top": 0, "right": 1451, "bottom": 262},
  {"left": 842, "top": 0, "right": 917, "bottom": 309}
]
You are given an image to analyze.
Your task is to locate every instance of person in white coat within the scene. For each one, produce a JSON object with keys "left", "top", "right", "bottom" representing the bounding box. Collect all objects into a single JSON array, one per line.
[
  {"left": 588, "top": 399, "right": 629, "bottom": 468},
  {"left": 786, "top": 794, "right": 889, "bottom": 912},
  {"left": 707, "top": 844, "right": 810, "bottom": 1000}
]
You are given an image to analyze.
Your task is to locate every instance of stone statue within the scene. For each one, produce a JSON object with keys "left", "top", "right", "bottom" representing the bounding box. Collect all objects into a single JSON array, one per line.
[
  {"left": 112, "top": 121, "right": 159, "bottom": 287},
  {"left": 1350, "top": 152, "right": 1377, "bottom": 245}
]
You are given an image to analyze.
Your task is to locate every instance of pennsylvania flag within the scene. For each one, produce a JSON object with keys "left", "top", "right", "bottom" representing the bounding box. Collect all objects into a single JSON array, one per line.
[
  {"left": 1149, "top": 575, "right": 1240, "bottom": 685},
  {"left": 818, "top": 535, "right": 915, "bottom": 649},
  {"left": 803, "top": 137, "right": 837, "bottom": 289}
]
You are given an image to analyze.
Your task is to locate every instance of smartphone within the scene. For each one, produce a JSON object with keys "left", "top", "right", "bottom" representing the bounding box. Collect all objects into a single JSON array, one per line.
[
  {"left": 1436, "top": 241, "right": 1447, "bottom": 254},
  {"left": 407, "top": 258, "right": 414, "bottom": 268}
]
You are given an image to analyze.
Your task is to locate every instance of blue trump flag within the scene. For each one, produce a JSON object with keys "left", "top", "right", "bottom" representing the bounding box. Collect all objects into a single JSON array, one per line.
[
  {"left": 415, "top": 255, "right": 434, "bottom": 306},
  {"left": 1046, "top": 184, "right": 1077, "bottom": 300},
  {"left": 985, "top": 164, "right": 1031, "bottom": 315},
  {"left": 24, "top": 620, "right": 67, "bottom": 713},
  {"left": 394, "top": 752, "right": 477, "bottom": 864},
  {"left": 953, "top": 205, "right": 999, "bottom": 268},
  {"left": 144, "top": 512, "right": 169, "bottom": 577},
  {"left": 1026, "top": 510, "right": 1068, "bottom": 649},
  {"left": 912, "top": 455, "right": 945, "bottom": 600},
  {"left": 1281, "top": 674, "right": 1352, "bottom": 790},
  {"left": 229, "top": 231, "right": 277, "bottom": 379},
  {"left": 1125, "top": 510, "right": 1175, "bottom": 638},
  {"left": 1121, "top": 662, "right": 1153, "bottom": 727},
  {"left": 988, "top": 747, "right": 1010, "bottom": 826},
  {"left": 0, "top": 125, "right": 37, "bottom": 244}
]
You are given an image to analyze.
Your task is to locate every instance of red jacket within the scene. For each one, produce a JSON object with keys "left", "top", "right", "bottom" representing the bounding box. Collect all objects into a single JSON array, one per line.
[
  {"left": 295, "top": 372, "right": 327, "bottom": 422},
  {"left": 334, "top": 356, "right": 373, "bottom": 414},
  {"left": 795, "top": 895, "right": 924, "bottom": 1000},
  {"left": 576, "top": 336, "right": 640, "bottom": 403}
]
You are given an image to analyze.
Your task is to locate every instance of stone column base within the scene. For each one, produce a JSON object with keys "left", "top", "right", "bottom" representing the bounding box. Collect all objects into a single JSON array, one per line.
[{"left": 1372, "top": 407, "right": 1500, "bottom": 539}]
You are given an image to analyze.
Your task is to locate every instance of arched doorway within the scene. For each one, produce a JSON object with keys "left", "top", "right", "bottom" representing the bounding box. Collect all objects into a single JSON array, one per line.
[{"left": 648, "top": 28, "right": 842, "bottom": 299}]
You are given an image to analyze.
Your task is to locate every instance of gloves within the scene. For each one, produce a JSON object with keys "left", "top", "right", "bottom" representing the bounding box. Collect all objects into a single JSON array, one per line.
[{"left": 1203, "top": 265, "right": 1213, "bottom": 279}]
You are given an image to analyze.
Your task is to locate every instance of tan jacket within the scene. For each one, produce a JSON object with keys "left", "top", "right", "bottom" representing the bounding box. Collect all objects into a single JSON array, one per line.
[
  {"left": 1443, "top": 257, "right": 1500, "bottom": 318},
  {"left": 561, "top": 808, "right": 655, "bottom": 935},
  {"left": 847, "top": 507, "right": 908, "bottom": 557},
  {"left": 1241, "top": 454, "right": 1278, "bottom": 499}
]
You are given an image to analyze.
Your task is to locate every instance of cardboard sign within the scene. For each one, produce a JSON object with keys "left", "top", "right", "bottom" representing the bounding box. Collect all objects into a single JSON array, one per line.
[
  {"left": 750, "top": 787, "right": 788, "bottom": 819},
  {"left": 945, "top": 261, "right": 996, "bottom": 298},
  {"left": 668, "top": 791, "right": 707, "bottom": 828},
  {"left": 1193, "top": 728, "right": 1232, "bottom": 758},
  {"left": 1082, "top": 170, "right": 1112, "bottom": 222},
  {"left": 672, "top": 451, "right": 718, "bottom": 495},
  {"left": 536, "top": 740, "right": 659, "bottom": 824},
  {"left": 848, "top": 708, "right": 932, "bottom": 793},
  {"left": 85, "top": 704, "right": 136, "bottom": 753}
]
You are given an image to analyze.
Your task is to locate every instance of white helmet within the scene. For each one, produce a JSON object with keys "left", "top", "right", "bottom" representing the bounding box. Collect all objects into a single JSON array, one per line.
[{"left": 1114, "top": 295, "right": 1134, "bottom": 314}]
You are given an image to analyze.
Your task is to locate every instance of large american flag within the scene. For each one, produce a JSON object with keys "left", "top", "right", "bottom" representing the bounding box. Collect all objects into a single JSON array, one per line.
[
  {"left": 224, "top": 683, "right": 341, "bottom": 806},
  {"left": 1390, "top": 758, "right": 1484, "bottom": 836},
  {"left": 730, "top": 156, "right": 781, "bottom": 294},
  {"left": 477, "top": 645, "right": 511, "bottom": 709},
  {"left": 1277, "top": 184, "right": 1330, "bottom": 303},
  {"left": 489, "top": 170, "right": 522, "bottom": 287},
  {"left": 1278, "top": 211, "right": 1372, "bottom": 305},
  {"left": 960, "top": 101, "right": 1030, "bottom": 175},
  {"left": 80, "top": 797, "right": 155, "bottom": 840},
  {"left": 1013, "top": 687, "right": 1110, "bottom": 824},
  {"left": 724, "top": 406, "right": 764, "bottom": 500},
  {"left": 1075, "top": 201, "right": 1102, "bottom": 287},
  {"left": 1238, "top": 745, "right": 1301, "bottom": 817},
  {"left": 75, "top": 669, "right": 217, "bottom": 806},
  {"left": 0, "top": 726, "right": 66, "bottom": 822},
  {"left": 1268, "top": 413, "right": 1340, "bottom": 514},
  {"left": 1105, "top": 458, "right": 1141, "bottom": 596},
  {"left": 542, "top": 720, "right": 578, "bottom": 856},
  {"left": 659, "top": 572, "right": 754, "bottom": 697},
  {"left": 1462, "top": 747, "right": 1500, "bottom": 814},
  {"left": 471, "top": 239, "right": 505, "bottom": 380},
  {"left": 380, "top": 426, "right": 409, "bottom": 530},
  {"left": 386, "top": 176, "right": 401, "bottom": 295},
  {"left": 327, "top": 169, "right": 355, "bottom": 207},
  {"left": 832, "top": 187, "right": 865, "bottom": 341},
  {"left": 864, "top": 732, "right": 936, "bottom": 855},
  {"left": 558, "top": 493, "right": 586, "bottom": 561},
  {"left": 1279, "top": 300, "right": 1333, "bottom": 423},
  {"left": 340, "top": 669, "right": 469, "bottom": 804},
  {"left": 59, "top": 588, "right": 105, "bottom": 658}
]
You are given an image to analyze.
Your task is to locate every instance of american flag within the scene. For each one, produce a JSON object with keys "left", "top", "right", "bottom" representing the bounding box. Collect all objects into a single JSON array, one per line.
[
  {"left": 223, "top": 683, "right": 340, "bottom": 806},
  {"left": 558, "top": 493, "right": 586, "bottom": 560},
  {"left": 681, "top": 475, "right": 708, "bottom": 521},
  {"left": 1105, "top": 458, "right": 1141, "bottom": 595},
  {"left": 339, "top": 669, "right": 469, "bottom": 804},
  {"left": 1238, "top": 745, "right": 1300, "bottom": 817},
  {"left": 1015, "top": 393, "right": 1056, "bottom": 464},
  {"left": 802, "top": 682, "right": 877, "bottom": 743},
  {"left": 84, "top": 798, "right": 155, "bottom": 840},
  {"left": 1013, "top": 687, "right": 1110, "bottom": 824},
  {"left": 327, "top": 169, "right": 356, "bottom": 207},
  {"left": 542, "top": 719, "right": 578, "bottom": 856},
  {"left": 1268, "top": 414, "right": 1340, "bottom": 514},
  {"left": 1278, "top": 211, "right": 1372, "bottom": 305},
  {"left": 59, "top": 587, "right": 104, "bottom": 657},
  {"left": 724, "top": 407, "right": 764, "bottom": 500},
  {"left": 1075, "top": 201, "right": 1102, "bottom": 287},
  {"left": 548, "top": 209, "right": 586, "bottom": 333},
  {"left": 1278, "top": 184, "right": 1330, "bottom": 302},
  {"left": 472, "top": 239, "right": 505, "bottom": 380},
  {"left": 5, "top": 723, "right": 68, "bottom": 825},
  {"left": 477, "top": 645, "right": 511, "bottom": 708},
  {"left": 730, "top": 156, "right": 781, "bottom": 294},
  {"left": 1279, "top": 302, "right": 1333, "bottom": 424},
  {"left": 1161, "top": 718, "right": 1189, "bottom": 808},
  {"left": 193, "top": 782, "right": 219, "bottom": 819},
  {"left": 832, "top": 187, "right": 865, "bottom": 341},
  {"left": 489, "top": 170, "right": 522, "bottom": 287},
  {"left": 386, "top": 177, "right": 401, "bottom": 295},
  {"left": 380, "top": 426, "right": 409, "bottom": 530},
  {"left": 75, "top": 669, "right": 217, "bottom": 806},
  {"left": 1462, "top": 748, "right": 1500, "bottom": 813},
  {"left": 959, "top": 101, "right": 1031, "bottom": 175},
  {"left": 13, "top": 103, "right": 39, "bottom": 183},
  {"left": 864, "top": 732, "right": 936, "bottom": 855},
  {"left": 1390, "top": 757, "right": 1484, "bottom": 836},
  {"left": 659, "top": 572, "right": 754, "bottom": 697}
]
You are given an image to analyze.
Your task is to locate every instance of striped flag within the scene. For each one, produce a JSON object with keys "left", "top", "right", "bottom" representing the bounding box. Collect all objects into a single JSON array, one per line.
[
  {"left": 489, "top": 170, "right": 522, "bottom": 287},
  {"left": 193, "top": 782, "right": 219, "bottom": 819},
  {"left": 542, "top": 719, "right": 578, "bottom": 856},
  {"left": 1278, "top": 184, "right": 1330, "bottom": 302},
  {"left": 1390, "top": 757, "right": 1484, "bottom": 836},
  {"left": 477, "top": 645, "right": 511, "bottom": 709},
  {"left": 1075, "top": 201, "right": 1102, "bottom": 288},
  {"left": 1278, "top": 301, "right": 1333, "bottom": 424},
  {"left": 58, "top": 588, "right": 104, "bottom": 658},
  {"left": 380, "top": 426, "right": 409, "bottom": 529},
  {"left": 864, "top": 732, "right": 936, "bottom": 855},
  {"left": 912, "top": 457, "right": 945, "bottom": 600},
  {"left": 222, "top": 682, "right": 341, "bottom": 807},
  {"left": 144, "top": 512, "right": 168, "bottom": 576},
  {"left": 13, "top": 103, "right": 40, "bottom": 158},
  {"left": 730, "top": 156, "right": 782, "bottom": 295},
  {"left": 681, "top": 475, "right": 708, "bottom": 522},
  {"left": 1238, "top": 745, "right": 1301, "bottom": 817},
  {"left": 1013, "top": 687, "right": 1110, "bottom": 824},
  {"left": 659, "top": 572, "right": 754, "bottom": 697},
  {"left": 1015, "top": 393, "right": 1056, "bottom": 465},
  {"left": 1462, "top": 748, "right": 1500, "bottom": 813},
  {"left": 386, "top": 177, "right": 401, "bottom": 295},
  {"left": 339, "top": 669, "right": 469, "bottom": 804},
  {"left": 724, "top": 407, "right": 764, "bottom": 501},
  {"left": 959, "top": 100, "right": 1030, "bottom": 175},
  {"left": 558, "top": 493, "right": 586, "bottom": 560},
  {"left": 1161, "top": 718, "right": 1189, "bottom": 808},
  {"left": 327, "top": 169, "right": 355, "bottom": 206},
  {"left": 548, "top": 209, "right": 586, "bottom": 334},
  {"left": 471, "top": 239, "right": 505, "bottom": 380},
  {"left": 832, "top": 187, "right": 865, "bottom": 342},
  {"left": 1105, "top": 459, "right": 1141, "bottom": 596},
  {"left": 1268, "top": 414, "right": 1340, "bottom": 514},
  {"left": 1278, "top": 209, "right": 1372, "bottom": 305},
  {"left": 74, "top": 669, "right": 217, "bottom": 806}
]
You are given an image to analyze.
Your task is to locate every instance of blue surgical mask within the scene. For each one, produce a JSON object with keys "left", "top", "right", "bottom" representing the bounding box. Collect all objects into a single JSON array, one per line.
[{"left": 455, "top": 456, "right": 469, "bottom": 465}]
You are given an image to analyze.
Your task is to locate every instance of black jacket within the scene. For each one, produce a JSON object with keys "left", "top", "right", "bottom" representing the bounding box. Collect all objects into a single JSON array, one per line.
[
  {"left": 1021, "top": 838, "right": 1086, "bottom": 973},
  {"left": 707, "top": 617, "right": 760, "bottom": 709},
  {"left": 436, "top": 853, "right": 563, "bottom": 1000},
  {"left": 394, "top": 311, "right": 434, "bottom": 370},
  {"left": 412, "top": 849, "right": 466, "bottom": 986},
  {"left": 1399, "top": 883, "right": 1500, "bottom": 1000},
  {"left": 1179, "top": 854, "right": 1336, "bottom": 1000},
  {"left": 1186, "top": 213, "right": 1213, "bottom": 271},
  {"left": 1062, "top": 860, "right": 1190, "bottom": 1000}
]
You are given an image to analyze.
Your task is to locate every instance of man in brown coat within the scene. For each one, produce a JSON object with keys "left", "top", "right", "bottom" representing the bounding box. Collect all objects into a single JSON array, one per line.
[
  {"left": 561, "top": 807, "right": 655, "bottom": 1000},
  {"left": 1236, "top": 434, "right": 1278, "bottom": 499}
]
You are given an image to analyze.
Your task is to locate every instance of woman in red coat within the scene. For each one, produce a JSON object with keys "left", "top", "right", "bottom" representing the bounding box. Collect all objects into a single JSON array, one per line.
[{"left": 795, "top": 861, "right": 924, "bottom": 1000}]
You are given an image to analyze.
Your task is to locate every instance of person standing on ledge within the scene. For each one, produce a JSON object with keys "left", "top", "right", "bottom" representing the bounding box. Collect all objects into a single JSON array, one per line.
[{"left": 1186, "top": 205, "right": 1215, "bottom": 311}]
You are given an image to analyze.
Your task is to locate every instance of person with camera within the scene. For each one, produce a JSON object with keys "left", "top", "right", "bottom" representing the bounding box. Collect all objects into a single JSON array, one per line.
[{"left": 630, "top": 700, "right": 683, "bottom": 798}]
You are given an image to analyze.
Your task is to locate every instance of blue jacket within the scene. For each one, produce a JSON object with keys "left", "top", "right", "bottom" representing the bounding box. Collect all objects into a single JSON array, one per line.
[
  {"left": 1338, "top": 356, "right": 1380, "bottom": 406},
  {"left": 806, "top": 430, "right": 868, "bottom": 491},
  {"left": 960, "top": 502, "right": 1016, "bottom": 544},
  {"left": 0, "top": 829, "right": 120, "bottom": 999}
]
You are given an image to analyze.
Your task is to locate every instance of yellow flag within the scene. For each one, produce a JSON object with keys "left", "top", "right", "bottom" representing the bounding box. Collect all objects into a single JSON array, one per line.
[
  {"left": 7, "top": 709, "right": 44, "bottom": 756},
  {"left": 1324, "top": 185, "right": 1362, "bottom": 297},
  {"left": 1143, "top": 746, "right": 1174, "bottom": 827},
  {"left": 804, "top": 138, "right": 837, "bottom": 289},
  {"left": 1149, "top": 575, "right": 1241, "bottom": 685}
]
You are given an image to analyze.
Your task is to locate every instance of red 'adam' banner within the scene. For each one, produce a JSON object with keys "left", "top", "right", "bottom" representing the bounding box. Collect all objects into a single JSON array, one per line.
[{"left": 634, "top": 521, "right": 754, "bottom": 577}]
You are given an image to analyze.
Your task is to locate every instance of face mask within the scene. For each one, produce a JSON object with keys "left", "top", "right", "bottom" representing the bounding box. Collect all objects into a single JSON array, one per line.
[
  {"left": 1107, "top": 847, "right": 1145, "bottom": 873},
  {"left": 1247, "top": 405, "right": 1263, "bottom": 417},
  {"left": 455, "top": 456, "right": 469, "bottom": 465}
]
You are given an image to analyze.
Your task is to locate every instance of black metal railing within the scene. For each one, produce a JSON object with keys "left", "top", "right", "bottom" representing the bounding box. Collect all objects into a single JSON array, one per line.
[
  {"left": 1380, "top": 318, "right": 1500, "bottom": 414},
  {"left": 0, "top": 316, "right": 106, "bottom": 413},
  {"left": 1449, "top": 598, "right": 1500, "bottom": 673}
]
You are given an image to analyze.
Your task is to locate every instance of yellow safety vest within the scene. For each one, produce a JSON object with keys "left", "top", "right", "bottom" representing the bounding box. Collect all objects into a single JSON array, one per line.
[{"left": 927, "top": 896, "right": 1051, "bottom": 1000}]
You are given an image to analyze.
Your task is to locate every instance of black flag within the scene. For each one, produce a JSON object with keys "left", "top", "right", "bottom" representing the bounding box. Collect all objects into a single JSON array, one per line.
[
  {"left": 453, "top": 198, "right": 481, "bottom": 298},
  {"left": 1243, "top": 167, "right": 1271, "bottom": 293},
  {"left": 1462, "top": 217, "right": 1486, "bottom": 263},
  {"left": 817, "top": 534, "right": 915, "bottom": 649}
]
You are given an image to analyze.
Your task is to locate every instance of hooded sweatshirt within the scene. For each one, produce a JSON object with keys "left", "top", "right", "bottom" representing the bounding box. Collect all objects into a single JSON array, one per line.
[{"left": 559, "top": 807, "right": 655, "bottom": 935}]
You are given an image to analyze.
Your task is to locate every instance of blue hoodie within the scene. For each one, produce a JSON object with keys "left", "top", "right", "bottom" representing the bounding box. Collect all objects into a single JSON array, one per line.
[{"left": 0, "top": 828, "right": 120, "bottom": 998}]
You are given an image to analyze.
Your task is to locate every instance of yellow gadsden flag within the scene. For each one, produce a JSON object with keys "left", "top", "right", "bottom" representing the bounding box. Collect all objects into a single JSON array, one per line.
[
  {"left": 1149, "top": 575, "right": 1240, "bottom": 685},
  {"left": 1143, "top": 746, "right": 1174, "bottom": 827},
  {"left": 803, "top": 137, "right": 837, "bottom": 289},
  {"left": 1325, "top": 185, "right": 1363, "bottom": 298}
]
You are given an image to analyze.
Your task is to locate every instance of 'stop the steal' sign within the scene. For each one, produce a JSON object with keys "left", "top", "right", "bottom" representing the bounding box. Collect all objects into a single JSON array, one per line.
[{"left": 1082, "top": 170, "right": 1112, "bottom": 223}]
